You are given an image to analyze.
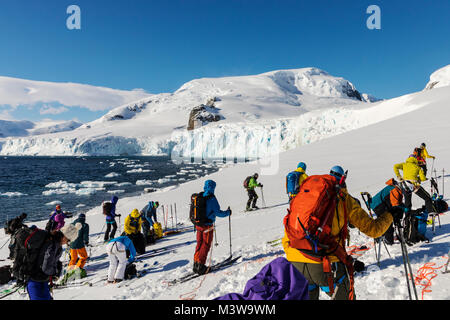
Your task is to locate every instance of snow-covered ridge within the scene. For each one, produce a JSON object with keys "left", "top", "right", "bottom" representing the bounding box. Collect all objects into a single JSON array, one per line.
[
  {"left": 0, "top": 75, "right": 151, "bottom": 111},
  {"left": 425, "top": 64, "right": 450, "bottom": 90},
  {"left": 2, "top": 66, "right": 430, "bottom": 158},
  {"left": 0, "top": 119, "right": 83, "bottom": 138}
]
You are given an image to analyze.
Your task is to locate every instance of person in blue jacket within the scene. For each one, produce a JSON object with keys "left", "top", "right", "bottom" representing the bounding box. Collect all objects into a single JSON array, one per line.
[
  {"left": 104, "top": 196, "right": 121, "bottom": 242},
  {"left": 106, "top": 236, "right": 136, "bottom": 284},
  {"left": 140, "top": 201, "right": 159, "bottom": 243},
  {"left": 193, "top": 180, "right": 232, "bottom": 275}
]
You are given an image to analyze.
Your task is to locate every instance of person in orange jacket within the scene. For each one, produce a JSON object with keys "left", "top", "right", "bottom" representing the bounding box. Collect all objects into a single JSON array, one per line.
[{"left": 282, "top": 166, "right": 399, "bottom": 300}]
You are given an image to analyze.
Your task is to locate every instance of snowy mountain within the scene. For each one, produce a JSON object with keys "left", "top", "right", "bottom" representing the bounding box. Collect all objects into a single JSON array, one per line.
[
  {"left": 1, "top": 67, "right": 383, "bottom": 156},
  {"left": 0, "top": 119, "right": 83, "bottom": 138},
  {"left": 1, "top": 72, "right": 449, "bottom": 301},
  {"left": 425, "top": 65, "right": 450, "bottom": 90},
  {"left": 0, "top": 75, "right": 151, "bottom": 111}
]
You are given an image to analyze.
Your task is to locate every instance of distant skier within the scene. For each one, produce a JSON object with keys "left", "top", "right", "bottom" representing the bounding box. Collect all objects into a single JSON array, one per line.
[
  {"left": 191, "top": 180, "right": 231, "bottom": 275},
  {"left": 244, "top": 173, "right": 263, "bottom": 211},
  {"left": 45, "top": 205, "right": 73, "bottom": 232},
  {"left": 286, "top": 162, "right": 309, "bottom": 201},
  {"left": 106, "top": 236, "right": 136, "bottom": 284},
  {"left": 394, "top": 155, "right": 435, "bottom": 214},
  {"left": 417, "top": 143, "right": 435, "bottom": 176},
  {"left": 103, "top": 196, "right": 121, "bottom": 242}
]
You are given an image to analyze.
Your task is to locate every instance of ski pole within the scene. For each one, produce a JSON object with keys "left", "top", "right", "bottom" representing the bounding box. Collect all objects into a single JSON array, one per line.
[
  {"left": 174, "top": 203, "right": 178, "bottom": 231},
  {"left": 228, "top": 213, "right": 232, "bottom": 257},
  {"left": 214, "top": 223, "right": 218, "bottom": 247},
  {"left": 396, "top": 224, "right": 418, "bottom": 300},
  {"left": 0, "top": 238, "right": 10, "bottom": 250},
  {"left": 443, "top": 250, "right": 450, "bottom": 274},
  {"left": 430, "top": 159, "right": 435, "bottom": 193},
  {"left": 260, "top": 187, "right": 266, "bottom": 208},
  {"left": 170, "top": 204, "right": 174, "bottom": 231},
  {"left": 395, "top": 225, "right": 412, "bottom": 300},
  {"left": 361, "top": 192, "right": 379, "bottom": 263}
]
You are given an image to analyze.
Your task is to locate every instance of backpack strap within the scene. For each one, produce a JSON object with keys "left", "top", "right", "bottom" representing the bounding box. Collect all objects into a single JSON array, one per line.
[{"left": 24, "top": 229, "right": 38, "bottom": 248}]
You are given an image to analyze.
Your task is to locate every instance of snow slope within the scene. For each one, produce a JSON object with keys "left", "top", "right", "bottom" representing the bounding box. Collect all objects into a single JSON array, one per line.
[
  {"left": 425, "top": 65, "right": 450, "bottom": 90},
  {"left": 1, "top": 79, "right": 449, "bottom": 300},
  {"left": 0, "top": 68, "right": 383, "bottom": 157}
]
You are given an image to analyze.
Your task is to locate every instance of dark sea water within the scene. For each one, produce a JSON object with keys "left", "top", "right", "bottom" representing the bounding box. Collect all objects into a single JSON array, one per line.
[{"left": 0, "top": 156, "right": 219, "bottom": 226}]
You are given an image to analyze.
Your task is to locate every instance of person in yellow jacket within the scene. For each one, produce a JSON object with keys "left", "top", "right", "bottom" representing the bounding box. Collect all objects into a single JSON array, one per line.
[
  {"left": 418, "top": 143, "right": 435, "bottom": 176},
  {"left": 122, "top": 209, "right": 146, "bottom": 255},
  {"left": 394, "top": 156, "right": 435, "bottom": 214},
  {"left": 282, "top": 165, "right": 399, "bottom": 300}
]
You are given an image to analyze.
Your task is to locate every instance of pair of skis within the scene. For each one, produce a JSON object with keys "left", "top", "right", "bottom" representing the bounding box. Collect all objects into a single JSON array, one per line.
[{"left": 168, "top": 255, "right": 241, "bottom": 285}]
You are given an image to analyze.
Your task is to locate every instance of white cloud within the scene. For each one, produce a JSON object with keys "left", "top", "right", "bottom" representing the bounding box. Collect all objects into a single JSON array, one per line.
[
  {"left": 39, "top": 105, "right": 69, "bottom": 115},
  {"left": 0, "top": 76, "right": 152, "bottom": 112}
]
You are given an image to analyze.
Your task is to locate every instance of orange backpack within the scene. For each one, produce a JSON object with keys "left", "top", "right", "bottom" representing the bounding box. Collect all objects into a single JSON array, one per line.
[{"left": 283, "top": 174, "right": 355, "bottom": 298}]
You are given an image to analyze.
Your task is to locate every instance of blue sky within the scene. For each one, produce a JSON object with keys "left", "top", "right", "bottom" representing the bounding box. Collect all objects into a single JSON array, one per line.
[{"left": 0, "top": 0, "right": 449, "bottom": 122}]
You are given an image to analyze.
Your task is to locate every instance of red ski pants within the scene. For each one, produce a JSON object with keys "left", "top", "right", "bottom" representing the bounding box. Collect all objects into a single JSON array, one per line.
[{"left": 194, "top": 225, "right": 214, "bottom": 265}]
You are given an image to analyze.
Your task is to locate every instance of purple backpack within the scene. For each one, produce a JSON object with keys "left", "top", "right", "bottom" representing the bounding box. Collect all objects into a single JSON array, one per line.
[{"left": 214, "top": 257, "right": 309, "bottom": 300}]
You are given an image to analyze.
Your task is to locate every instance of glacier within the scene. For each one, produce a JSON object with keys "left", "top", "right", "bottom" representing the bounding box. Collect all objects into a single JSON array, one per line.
[{"left": 0, "top": 66, "right": 439, "bottom": 159}]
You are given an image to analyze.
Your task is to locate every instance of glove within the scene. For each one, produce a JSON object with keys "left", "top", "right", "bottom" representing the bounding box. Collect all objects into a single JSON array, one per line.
[
  {"left": 397, "top": 176, "right": 404, "bottom": 182},
  {"left": 389, "top": 207, "right": 404, "bottom": 225},
  {"left": 56, "top": 261, "right": 63, "bottom": 277},
  {"left": 116, "top": 214, "right": 121, "bottom": 217},
  {"left": 227, "top": 206, "right": 232, "bottom": 215},
  {"left": 353, "top": 259, "right": 365, "bottom": 273},
  {"left": 259, "top": 184, "right": 263, "bottom": 188}
]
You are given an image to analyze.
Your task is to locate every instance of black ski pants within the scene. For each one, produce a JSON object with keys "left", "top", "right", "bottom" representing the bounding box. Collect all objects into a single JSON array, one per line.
[
  {"left": 247, "top": 189, "right": 258, "bottom": 208},
  {"left": 404, "top": 185, "right": 434, "bottom": 213},
  {"left": 104, "top": 221, "right": 117, "bottom": 242}
]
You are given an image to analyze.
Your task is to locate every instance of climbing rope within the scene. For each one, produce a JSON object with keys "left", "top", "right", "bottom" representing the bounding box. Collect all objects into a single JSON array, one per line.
[{"left": 414, "top": 255, "right": 449, "bottom": 300}]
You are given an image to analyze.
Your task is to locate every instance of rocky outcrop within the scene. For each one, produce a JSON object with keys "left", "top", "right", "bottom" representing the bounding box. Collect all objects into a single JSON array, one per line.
[{"left": 187, "top": 97, "right": 223, "bottom": 130}]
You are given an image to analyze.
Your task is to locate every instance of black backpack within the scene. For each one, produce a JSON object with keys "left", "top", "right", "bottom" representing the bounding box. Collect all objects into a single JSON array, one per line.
[
  {"left": 129, "top": 215, "right": 142, "bottom": 230},
  {"left": 0, "top": 266, "right": 12, "bottom": 285},
  {"left": 11, "top": 227, "right": 50, "bottom": 283},
  {"left": 404, "top": 209, "right": 428, "bottom": 244},
  {"left": 433, "top": 198, "right": 448, "bottom": 213},
  {"left": 124, "top": 263, "right": 137, "bottom": 279},
  {"left": 189, "top": 192, "right": 214, "bottom": 226}
]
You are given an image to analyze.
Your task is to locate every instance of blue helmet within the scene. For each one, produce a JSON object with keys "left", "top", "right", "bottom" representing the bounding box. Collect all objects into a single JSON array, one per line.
[
  {"left": 297, "top": 162, "right": 307, "bottom": 171},
  {"left": 330, "top": 165, "right": 345, "bottom": 179}
]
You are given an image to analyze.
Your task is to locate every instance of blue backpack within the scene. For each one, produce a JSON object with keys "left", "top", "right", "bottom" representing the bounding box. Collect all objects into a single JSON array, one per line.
[
  {"left": 286, "top": 171, "right": 302, "bottom": 195},
  {"left": 416, "top": 211, "right": 428, "bottom": 237}
]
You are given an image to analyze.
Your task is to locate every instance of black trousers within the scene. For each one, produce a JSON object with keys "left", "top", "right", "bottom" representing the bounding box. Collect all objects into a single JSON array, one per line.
[
  {"left": 404, "top": 185, "right": 434, "bottom": 213},
  {"left": 104, "top": 221, "right": 117, "bottom": 241},
  {"left": 247, "top": 189, "right": 258, "bottom": 208},
  {"left": 419, "top": 164, "right": 427, "bottom": 177}
]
